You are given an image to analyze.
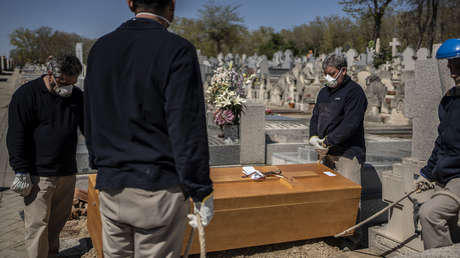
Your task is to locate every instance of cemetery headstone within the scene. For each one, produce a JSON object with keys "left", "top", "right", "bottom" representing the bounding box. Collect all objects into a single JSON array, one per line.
[
  {"left": 389, "top": 38, "right": 401, "bottom": 57},
  {"left": 346, "top": 49, "right": 358, "bottom": 68},
  {"left": 416, "top": 48, "right": 429, "bottom": 60},
  {"left": 282, "top": 50, "right": 294, "bottom": 69},
  {"left": 75, "top": 43, "right": 83, "bottom": 65},
  {"left": 402, "top": 47, "right": 415, "bottom": 71},
  {"left": 240, "top": 102, "right": 266, "bottom": 164}
]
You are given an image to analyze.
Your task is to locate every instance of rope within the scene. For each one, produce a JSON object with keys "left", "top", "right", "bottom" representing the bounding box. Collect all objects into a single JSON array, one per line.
[
  {"left": 183, "top": 213, "right": 207, "bottom": 258},
  {"left": 196, "top": 213, "right": 206, "bottom": 258},
  {"left": 335, "top": 182, "right": 435, "bottom": 238}
]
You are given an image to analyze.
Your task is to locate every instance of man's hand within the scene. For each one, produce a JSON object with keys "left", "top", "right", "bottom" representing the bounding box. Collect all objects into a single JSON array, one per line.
[
  {"left": 415, "top": 174, "right": 435, "bottom": 192},
  {"left": 11, "top": 172, "right": 33, "bottom": 197},
  {"left": 187, "top": 193, "right": 214, "bottom": 228},
  {"left": 309, "top": 136, "right": 326, "bottom": 150}
]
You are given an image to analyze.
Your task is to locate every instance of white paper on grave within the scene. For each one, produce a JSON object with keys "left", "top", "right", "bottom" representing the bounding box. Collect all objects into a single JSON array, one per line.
[
  {"left": 323, "top": 171, "right": 336, "bottom": 177},
  {"left": 242, "top": 166, "right": 265, "bottom": 180}
]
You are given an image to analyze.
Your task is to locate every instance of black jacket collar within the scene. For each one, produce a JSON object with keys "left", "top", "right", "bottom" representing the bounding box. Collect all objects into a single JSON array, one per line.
[{"left": 118, "top": 18, "right": 167, "bottom": 31}]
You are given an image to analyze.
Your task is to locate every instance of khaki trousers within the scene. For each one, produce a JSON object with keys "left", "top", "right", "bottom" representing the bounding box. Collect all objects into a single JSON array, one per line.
[
  {"left": 323, "top": 155, "right": 362, "bottom": 185},
  {"left": 99, "top": 186, "right": 188, "bottom": 258},
  {"left": 24, "top": 175, "right": 76, "bottom": 258},
  {"left": 419, "top": 178, "right": 460, "bottom": 250},
  {"left": 323, "top": 155, "right": 363, "bottom": 244}
]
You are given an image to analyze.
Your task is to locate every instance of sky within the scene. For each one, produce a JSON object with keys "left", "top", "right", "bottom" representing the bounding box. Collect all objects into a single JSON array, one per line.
[{"left": 0, "top": 0, "right": 346, "bottom": 57}]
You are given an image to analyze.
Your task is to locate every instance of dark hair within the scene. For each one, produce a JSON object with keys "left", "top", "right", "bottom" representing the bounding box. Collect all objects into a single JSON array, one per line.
[
  {"left": 58, "top": 55, "right": 82, "bottom": 77},
  {"left": 132, "top": 0, "right": 171, "bottom": 12}
]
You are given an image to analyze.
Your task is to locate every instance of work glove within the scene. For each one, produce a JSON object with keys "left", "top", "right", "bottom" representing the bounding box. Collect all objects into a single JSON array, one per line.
[
  {"left": 10, "top": 172, "right": 33, "bottom": 197},
  {"left": 415, "top": 174, "right": 435, "bottom": 192},
  {"left": 187, "top": 193, "right": 214, "bottom": 228},
  {"left": 309, "top": 136, "right": 326, "bottom": 150}
]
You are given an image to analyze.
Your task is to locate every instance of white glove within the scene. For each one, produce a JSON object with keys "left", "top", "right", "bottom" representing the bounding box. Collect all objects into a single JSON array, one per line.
[
  {"left": 415, "top": 174, "right": 435, "bottom": 192},
  {"left": 309, "top": 136, "right": 326, "bottom": 149},
  {"left": 11, "top": 172, "right": 33, "bottom": 197},
  {"left": 187, "top": 193, "right": 214, "bottom": 228}
]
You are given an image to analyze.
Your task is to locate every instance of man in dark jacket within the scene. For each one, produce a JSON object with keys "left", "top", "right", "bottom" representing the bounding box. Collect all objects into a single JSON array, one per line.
[
  {"left": 84, "top": 0, "right": 213, "bottom": 257},
  {"left": 309, "top": 54, "right": 368, "bottom": 185},
  {"left": 7, "top": 55, "right": 83, "bottom": 258},
  {"left": 417, "top": 39, "right": 460, "bottom": 250}
]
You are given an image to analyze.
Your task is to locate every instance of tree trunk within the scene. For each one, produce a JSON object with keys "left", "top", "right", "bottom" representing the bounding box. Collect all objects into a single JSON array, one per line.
[
  {"left": 415, "top": 0, "right": 428, "bottom": 51},
  {"left": 373, "top": 14, "right": 382, "bottom": 44},
  {"left": 428, "top": 0, "right": 439, "bottom": 57},
  {"left": 216, "top": 40, "right": 222, "bottom": 54}
]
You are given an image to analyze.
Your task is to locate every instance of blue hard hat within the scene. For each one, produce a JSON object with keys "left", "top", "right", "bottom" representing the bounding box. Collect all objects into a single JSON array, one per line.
[{"left": 436, "top": 39, "right": 460, "bottom": 59}]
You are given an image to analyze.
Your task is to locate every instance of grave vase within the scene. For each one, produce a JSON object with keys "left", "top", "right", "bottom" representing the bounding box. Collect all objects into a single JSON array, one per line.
[{"left": 223, "top": 124, "right": 239, "bottom": 141}]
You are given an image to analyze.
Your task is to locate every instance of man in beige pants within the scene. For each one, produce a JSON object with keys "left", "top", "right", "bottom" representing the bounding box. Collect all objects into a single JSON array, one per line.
[
  {"left": 7, "top": 56, "right": 84, "bottom": 258},
  {"left": 84, "top": 0, "right": 214, "bottom": 257},
  {"left": 416, "top": 39, "right": 460, "bottom": 250},
  {"left": 309, "top": 54, "right": 367, "bottom": 248},
  {"left": 309, "top": 54, "right": 367, "bottom": 185}
]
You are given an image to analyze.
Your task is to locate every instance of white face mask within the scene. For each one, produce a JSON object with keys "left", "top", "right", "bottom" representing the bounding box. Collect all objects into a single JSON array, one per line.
[
  {"left": 136, "top": 12, "right": 171, "bottom": 27},
  {"left": 55, "top": 85, "right": 73, "bottom": 97},
  {"left": 324, "top": 68, "right": 343, "bottom": 88}
]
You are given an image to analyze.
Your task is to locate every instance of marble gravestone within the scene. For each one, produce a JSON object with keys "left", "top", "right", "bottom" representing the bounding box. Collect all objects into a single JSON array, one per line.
[
  {"left": 390, "top": 38, "right": 401, "bottom": 57},
  {"left": 402, "top": 47, "right": 415, "bottom": 71}
]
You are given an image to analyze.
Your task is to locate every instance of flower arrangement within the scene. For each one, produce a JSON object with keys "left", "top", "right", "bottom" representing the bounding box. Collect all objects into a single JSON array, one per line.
[{"left": 206, "top": 64, "right": 246, "bottom": 126}]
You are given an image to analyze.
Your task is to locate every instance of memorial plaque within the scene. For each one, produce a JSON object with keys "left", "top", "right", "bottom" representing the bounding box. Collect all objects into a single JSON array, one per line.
[{"left": 88, "top": 164, "right": 361, "bottom": 256}]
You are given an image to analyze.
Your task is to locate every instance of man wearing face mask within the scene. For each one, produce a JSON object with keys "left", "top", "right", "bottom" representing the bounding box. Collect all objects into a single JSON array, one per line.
[
  {"left": 309, "top": 54, "right": 367, "bottom": 185},
  {"left": 84, "top": 0, "right": 213, "bottom": 257},
  {"left": 309, "top": 54, "right": 367, "bottom": 247},
  {"left": 7, "top": 55, "right": 83, "bottom": 258}
]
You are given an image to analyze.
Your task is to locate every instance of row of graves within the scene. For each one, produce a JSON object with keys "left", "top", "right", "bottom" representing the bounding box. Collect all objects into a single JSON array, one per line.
[
  {"left": 20, "top": 39, "right": 454, "bottom": 256},
  {"left": 198, "top": 38, "right": 437, "bottom": 128}
]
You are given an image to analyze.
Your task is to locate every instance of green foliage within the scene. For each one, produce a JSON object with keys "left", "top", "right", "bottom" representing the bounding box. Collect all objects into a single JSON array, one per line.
[{"left": 9, "top": 27, "right": 95, "bottom": 66}]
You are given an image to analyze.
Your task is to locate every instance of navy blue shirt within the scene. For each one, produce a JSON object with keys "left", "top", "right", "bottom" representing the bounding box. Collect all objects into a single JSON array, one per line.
[
  {"left": 421, "top": 87, "right": 460, "bottom": 185},
  {"left": 309, "top": 76, "right": 368, "bottom": 163},
  {"left": 84, "top": 18, "right": 212, "bottom": 202},
  {"left": 7, "top": 76, "right": 84, "bottom": 176}
]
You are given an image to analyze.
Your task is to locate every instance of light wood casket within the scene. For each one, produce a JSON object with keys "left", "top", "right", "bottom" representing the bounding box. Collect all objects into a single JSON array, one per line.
[{"left": 87, "top": 163, "right": 361, "bottom": 257}]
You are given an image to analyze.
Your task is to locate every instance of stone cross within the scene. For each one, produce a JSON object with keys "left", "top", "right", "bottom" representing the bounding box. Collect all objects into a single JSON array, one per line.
[{"left": 389, "top": 38, "right": 401, "bottom": 57}]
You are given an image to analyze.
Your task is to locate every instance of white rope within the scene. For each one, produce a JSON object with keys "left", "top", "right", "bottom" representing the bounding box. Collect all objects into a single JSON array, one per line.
[{"left": 183, "top": 213, "right": 206, "bottom": 258}]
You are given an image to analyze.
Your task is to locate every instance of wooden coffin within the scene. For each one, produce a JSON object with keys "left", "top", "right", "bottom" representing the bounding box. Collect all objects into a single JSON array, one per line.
[{"left": 87, "top": 163, "right": 361, "bottom": 257}]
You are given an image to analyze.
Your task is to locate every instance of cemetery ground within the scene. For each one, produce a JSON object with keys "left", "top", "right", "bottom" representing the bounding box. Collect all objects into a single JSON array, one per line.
[{"left": 0, "top": 70, "right": 382, "bottom": 258}]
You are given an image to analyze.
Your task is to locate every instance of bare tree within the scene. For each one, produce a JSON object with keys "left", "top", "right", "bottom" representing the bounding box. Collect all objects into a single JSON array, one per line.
[
  {"left": 340, "top": 0, "right": 394, "bottom": 43},
  {"left": 427, "top": 0, "right": 439, "bottom": 56}
]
